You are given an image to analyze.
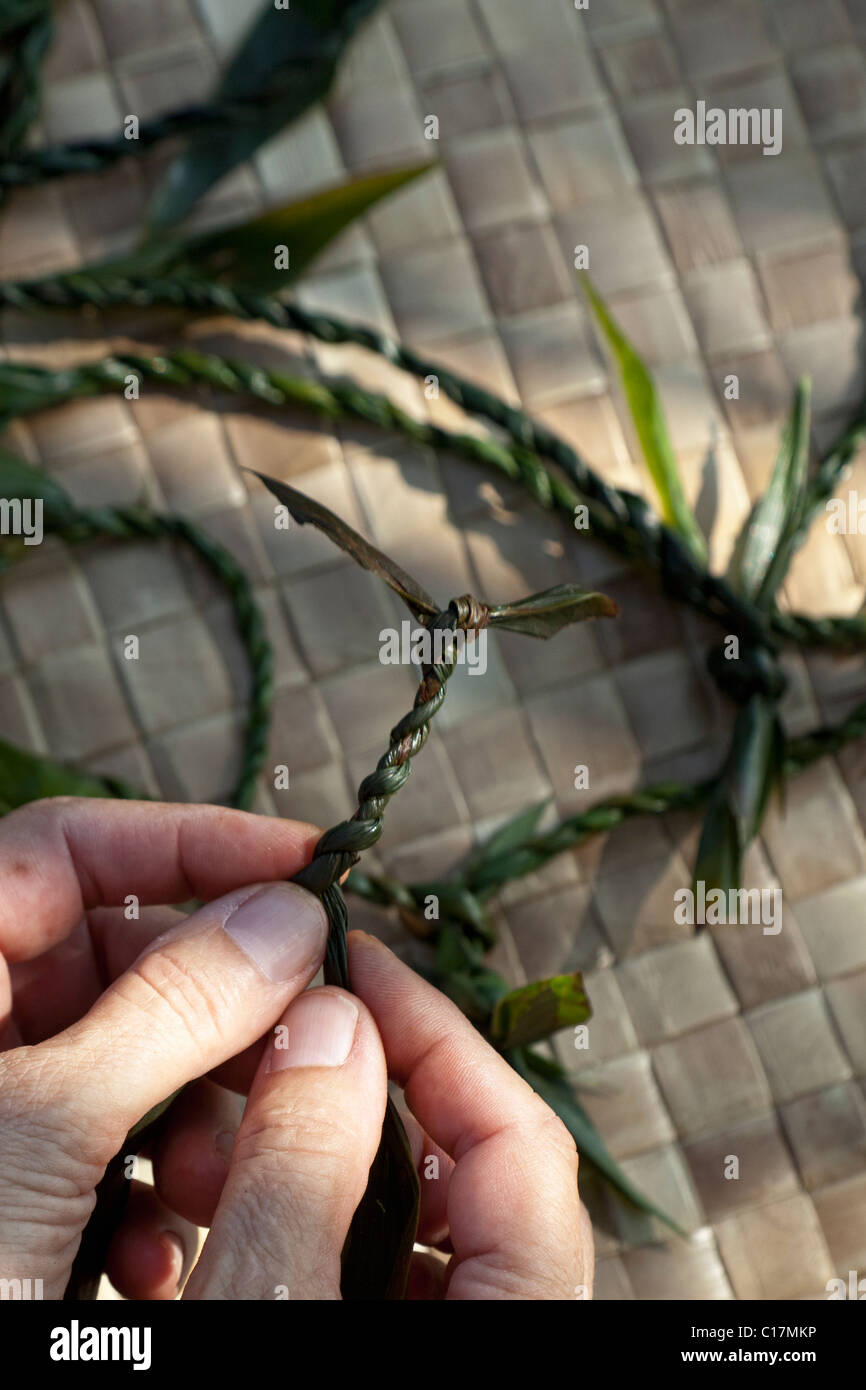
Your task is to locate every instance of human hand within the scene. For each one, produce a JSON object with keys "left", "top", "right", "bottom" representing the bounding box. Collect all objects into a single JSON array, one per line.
[{"left": 0, "top": 797, "right": 592, "bottom": 1300}]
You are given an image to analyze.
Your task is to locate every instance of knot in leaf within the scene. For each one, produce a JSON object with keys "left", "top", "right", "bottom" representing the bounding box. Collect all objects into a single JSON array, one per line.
[
  {"left": 707, "top": 642, "right": 787, "bottom": 705},
  {"left": 449, "top": 593, "right": 490, "bottom": 632}
]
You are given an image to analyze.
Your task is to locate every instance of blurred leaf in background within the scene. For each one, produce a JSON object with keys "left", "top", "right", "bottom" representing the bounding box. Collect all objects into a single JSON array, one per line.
[
  {"left": 0, "top": 0, "right": 53, "bottom": 157},
  {"left": 0, "top": 445, "right": 78, "bottom": 527},
  {"left": 23, "top": 163, "right": 435, "bottom": 310},
  {"left": 146, "top": 0, "right": 383, "bottom": 233},
  {"left": 489, "top": 973, "right": 590, "bottom": 1051},
  {"left": 174, "top": 163, "right": 433, "bottom": 292},
  {"left": 0, "top": 737, "right": 129, "bottom": 807}
]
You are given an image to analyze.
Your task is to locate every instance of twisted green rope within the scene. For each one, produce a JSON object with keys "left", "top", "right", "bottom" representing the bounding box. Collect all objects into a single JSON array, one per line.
[
  {"left": 2, "top": 272, "right": 862, "bottom": 651},
  {"left": 351, "top": 696, "right": 866, "bottom": 922},
  {"left": 10, "top": 500, "right": 275, "bottom": 811},
  {"left": 2, "top": 309, "right": 865, "bottom": 933},
  {"left": 293, "top": 600, "right": 472, "bottom": 986},
  {"left": 0, "top": 95, "right": 299, "bottom": 189},
  {"left": 63, "top": 593, "right": 470, "bottom": 1300},
  {"left": 3, "top": 272, "right": 864, "bottom": 1296}
]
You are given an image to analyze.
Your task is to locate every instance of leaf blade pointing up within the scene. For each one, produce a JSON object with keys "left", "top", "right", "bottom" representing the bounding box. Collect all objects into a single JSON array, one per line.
[
  {"left": 248, "top": 469, "right": 439, "bottom": 619},
  {"left": 727, "top": 378, "right": 811, "bottom": 606},
  {"left": 581, "top": 273, "right": 707, "bottom": 565}
]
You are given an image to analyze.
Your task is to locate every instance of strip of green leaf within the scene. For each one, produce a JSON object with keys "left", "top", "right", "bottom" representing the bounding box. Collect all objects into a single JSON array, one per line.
[{"left": 581, "top": 272, "right": 706, "bottom": 564}]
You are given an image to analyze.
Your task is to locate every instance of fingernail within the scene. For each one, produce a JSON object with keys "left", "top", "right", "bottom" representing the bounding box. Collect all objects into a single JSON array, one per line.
[
  {"left": 214, "top": 1130, "right": 235, "bottom": 1164},
  {"left": 269, "top": 991, "right": 358, "bottom": 1070},
  {"left": 159, "top": 1232, "right": 185, "bottom": 1288},
  {"left": 223, "top": 883, "right": 328, "bottom": 983}
]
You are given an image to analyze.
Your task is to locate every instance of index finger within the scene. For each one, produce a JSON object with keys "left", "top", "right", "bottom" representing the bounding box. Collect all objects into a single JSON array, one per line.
[
  {"left": 347, "top": 930, "right": 588, "bottom": 1300},
  {"left": 0, "top": 797, "right": 321, "bottom": 962}
]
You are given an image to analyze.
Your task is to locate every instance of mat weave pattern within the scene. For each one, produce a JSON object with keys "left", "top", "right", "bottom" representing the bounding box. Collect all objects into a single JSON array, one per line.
[{"left": 3, "top": 0, "right": 866, "bottom": 1300}]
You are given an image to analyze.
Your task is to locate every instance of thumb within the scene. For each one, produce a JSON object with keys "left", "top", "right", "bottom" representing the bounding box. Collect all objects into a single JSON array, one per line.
[
  {"left": 184, "top": 986, "right": 387, "bottom": 1300},
  {"left": 59, "top": 880, "right": 330, "bottom": 1144},
  {"left": 0, "top": 880, "right": 330, "bottom": 1298}
]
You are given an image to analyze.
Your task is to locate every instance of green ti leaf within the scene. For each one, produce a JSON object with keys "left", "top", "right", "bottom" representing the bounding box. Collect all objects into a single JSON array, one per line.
[
  {"left": 409, "top": 880, "right": 493, "bottom": 944},
  {"left": 511, "top": 1047, "right": 685, "bottom": 1236},
  {"left": 475, "top": 798, "right": 550, "bottom": 861},
  {"left": 0, "top": 447, "right": 78, "bottom": 529},
  {"left": 727, "top": 378, "right": 811, "bottom": 607},
  {"left": 581, "top": 273, "right": 707, "bottom": 564},
  {"left": 0, "top": 737, "right": 131, "bottom": 810},
  {"left": 426, "top": 921, "right": 508, "bottom": 1027},
  {"left": 488, "top": 582, "right": 618, "bottom": 638},
  {"left": 53, "top": 164, "right": 434, "bottom": 293},
  {"left": 251, "top": 472, "right": 618, "bottom": 639},
  {"left": 0, "top": 1, "right": 51, "bottom": 40},
  {"left": 145, "top": 0, "right": 383, "bottom": 233},
  {"left": 0, "top": 0, "right": 53, "bottom": 157},
  {"left": 176, "top": 164, "right": 434, "bottom": 293},
  {"left": 463, "top": 797, "right": 550, "bottom": 884},
  {"left": 489, "top": 972, "right": 590, "bottom": 1050},
  {"left": 694, "top": 694, "right": 785, "bottom": 895}
]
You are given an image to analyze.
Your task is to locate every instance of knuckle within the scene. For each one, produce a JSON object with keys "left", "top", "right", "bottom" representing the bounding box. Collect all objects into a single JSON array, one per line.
[
  {"left": 37, "top": 795, "right": 80, "bottom": 813},
  {"left": 509, "top": 1096, "right": 579, "bottom": 1175},
  {"left": 537, "top": 1107, "right": 579, "bottom": 1172},
  {"left": 8, "top": 796, "right": 78, "bottom": 837},
  {"left": 121, "top": 945, "right": 226, "bottom": 1065}
]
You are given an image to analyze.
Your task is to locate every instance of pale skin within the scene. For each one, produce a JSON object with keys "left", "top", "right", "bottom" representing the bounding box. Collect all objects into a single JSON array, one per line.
[{"left": 0, "top": 798, "right": 593, "bottom": 1301}]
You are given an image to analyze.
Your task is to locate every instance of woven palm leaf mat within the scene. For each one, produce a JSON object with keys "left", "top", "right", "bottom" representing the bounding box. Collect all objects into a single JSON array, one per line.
[{"left": 3, "top": 0, "right": 866, "bottom": 1301}]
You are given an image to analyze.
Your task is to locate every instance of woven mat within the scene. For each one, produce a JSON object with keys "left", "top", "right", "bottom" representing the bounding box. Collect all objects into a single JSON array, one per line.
[{"left": 3, "top": 0, "right": 866, "bottom": 1301}]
